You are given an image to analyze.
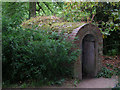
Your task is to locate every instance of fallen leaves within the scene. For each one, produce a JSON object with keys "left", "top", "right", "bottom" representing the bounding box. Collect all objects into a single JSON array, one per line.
[{"left": 102, "top": 55, "right": 120, "bottom": 71}]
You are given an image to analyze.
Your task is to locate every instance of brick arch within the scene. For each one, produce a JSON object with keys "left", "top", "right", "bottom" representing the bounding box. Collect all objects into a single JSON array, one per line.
[
  {"left": 69, "top": 23, "right": 102, "bottom": 40},
  {"left": 70, "top": 23, "right": 103, "bottom": 80}
]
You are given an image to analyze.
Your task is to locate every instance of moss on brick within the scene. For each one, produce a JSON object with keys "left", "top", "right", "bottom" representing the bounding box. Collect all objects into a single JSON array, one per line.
[{"left": 21, "top": 16, "right": 86, "bottom": 34}]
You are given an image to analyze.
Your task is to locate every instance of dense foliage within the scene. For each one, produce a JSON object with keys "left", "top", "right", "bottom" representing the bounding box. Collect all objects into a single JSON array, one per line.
[
  {"left": 2, "top": 1, "right": 120, "bottom": 87},
  {"left": 2, "top": 26, "right": 80, "bottom": 83},
  {"left": 59, "top": 2, "right": 120, "bottom": 55},
  {"left": 104, "top": 31, "right": 120, "bottom": 56},
  {"left": 97, "top": 56, "right": 120, "bottom": 78},
  {"left": 35, "top": 2, "right": 120, "bottom": 55},
  {"left": 2, "top": 2, "right": 28, "bottom": 29}
]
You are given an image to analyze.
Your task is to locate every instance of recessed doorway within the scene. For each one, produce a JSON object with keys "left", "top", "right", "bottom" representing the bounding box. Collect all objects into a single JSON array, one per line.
[{"left": 82, "top": 34, "right": 95, "bottom": 79}]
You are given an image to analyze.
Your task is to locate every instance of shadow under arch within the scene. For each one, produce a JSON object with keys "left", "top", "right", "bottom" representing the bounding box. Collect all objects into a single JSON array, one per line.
[{"left": 82, "top": 34, "right": 96, "bottom": 79}]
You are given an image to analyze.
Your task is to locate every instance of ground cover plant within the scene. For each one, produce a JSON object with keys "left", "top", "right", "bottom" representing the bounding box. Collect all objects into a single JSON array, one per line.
[
  {"left": 97, "top": 55, "right": 120, "bottom": 89},
  {"left": 97, "top": 56, "right": 120, "bottom": 78}
]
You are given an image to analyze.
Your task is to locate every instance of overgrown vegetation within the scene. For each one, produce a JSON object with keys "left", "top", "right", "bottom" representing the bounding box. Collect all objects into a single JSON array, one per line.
[
  {"left": 2, "top": 2, "right": 28, "bottom": 28},
  {"left": 97, "top": 56, "right": 120, "bottom": 79},
  {"left": 2, "top": 25, "right": 80, "bottom": 86},
  {"left": 97, "top": 67, "right": 117, "bottom": 78},
  {"left": 2, "top": 2, "right": 120, "bottom": 88},
  {"left": 2, "top": 2, "right": 120, "bottom": 56},
  {"left": 59, "top": 2, "right": 120, "bottom": 56}
]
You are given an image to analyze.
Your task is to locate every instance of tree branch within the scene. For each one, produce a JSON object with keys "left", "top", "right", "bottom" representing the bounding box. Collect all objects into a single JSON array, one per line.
[
  {"left": 43, "top": 2, "right": 53, "bottom": 13},
  {"left": 56, "top": 2, "right": 63, "bottom": 10},
  {"left": 36, "top": 2, "right": 46, "bottom": 14}
]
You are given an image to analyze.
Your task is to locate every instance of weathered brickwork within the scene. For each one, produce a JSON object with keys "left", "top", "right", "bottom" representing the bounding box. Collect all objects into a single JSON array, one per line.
[
  {"left": 69, "top": 23, "right": 103, "bottom": 80},
  {"left": 21, "top": 17, "right": 103, "bottom": 80}
]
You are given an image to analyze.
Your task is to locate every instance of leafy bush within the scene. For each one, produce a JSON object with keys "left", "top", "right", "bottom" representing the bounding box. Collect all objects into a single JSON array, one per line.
[
  {"left": 2, "top": 26, "right": 80, "bottom": 83},
  {"left": 2, "top": 2, "right": 28, "bottom": 30},
  {"left": 97, "top": 67, "right": 116, "bottom": 78},
  {"left": 107, "top": 49, "right": 118, "bottom": 56},
  {"left": 103, "top": 30, "right": 120, "bottom": 56},
  {"left": 97, "top": 65, "right": 120, "bottom": 78}
]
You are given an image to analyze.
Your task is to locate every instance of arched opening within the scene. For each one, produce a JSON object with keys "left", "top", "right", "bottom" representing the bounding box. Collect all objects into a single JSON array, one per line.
[{"left": 82, "top": 34, "right": 95, "bottom": 79}]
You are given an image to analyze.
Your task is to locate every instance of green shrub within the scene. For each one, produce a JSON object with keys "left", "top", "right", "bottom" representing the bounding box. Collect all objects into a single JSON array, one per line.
[
  {"left": 2, "top": 26, "right": 80, "bottom": 83},
  {"left": 107, "top": 49, "right": 118, "bottom": 56},
  {"left": 97, "top": 67, "right": 115, "bottom": 78},
  {"left": 2, "top": 2, "right": 28, "bottom": 29}
]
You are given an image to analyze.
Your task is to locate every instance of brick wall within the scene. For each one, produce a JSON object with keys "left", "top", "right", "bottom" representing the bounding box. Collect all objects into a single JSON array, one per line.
[{"left": 68, "top": 23, "right": 103, "bottom": 80}]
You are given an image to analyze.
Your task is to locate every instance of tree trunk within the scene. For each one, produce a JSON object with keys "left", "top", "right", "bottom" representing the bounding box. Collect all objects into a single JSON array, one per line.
[{"left": 29, "top": 2, "right": 36, "bottom": 18}]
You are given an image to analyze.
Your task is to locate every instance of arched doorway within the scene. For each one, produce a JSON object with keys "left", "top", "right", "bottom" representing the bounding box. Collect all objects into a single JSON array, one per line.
[{"left": 82, "top": 34, "right": 95, "bottom": 79}]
